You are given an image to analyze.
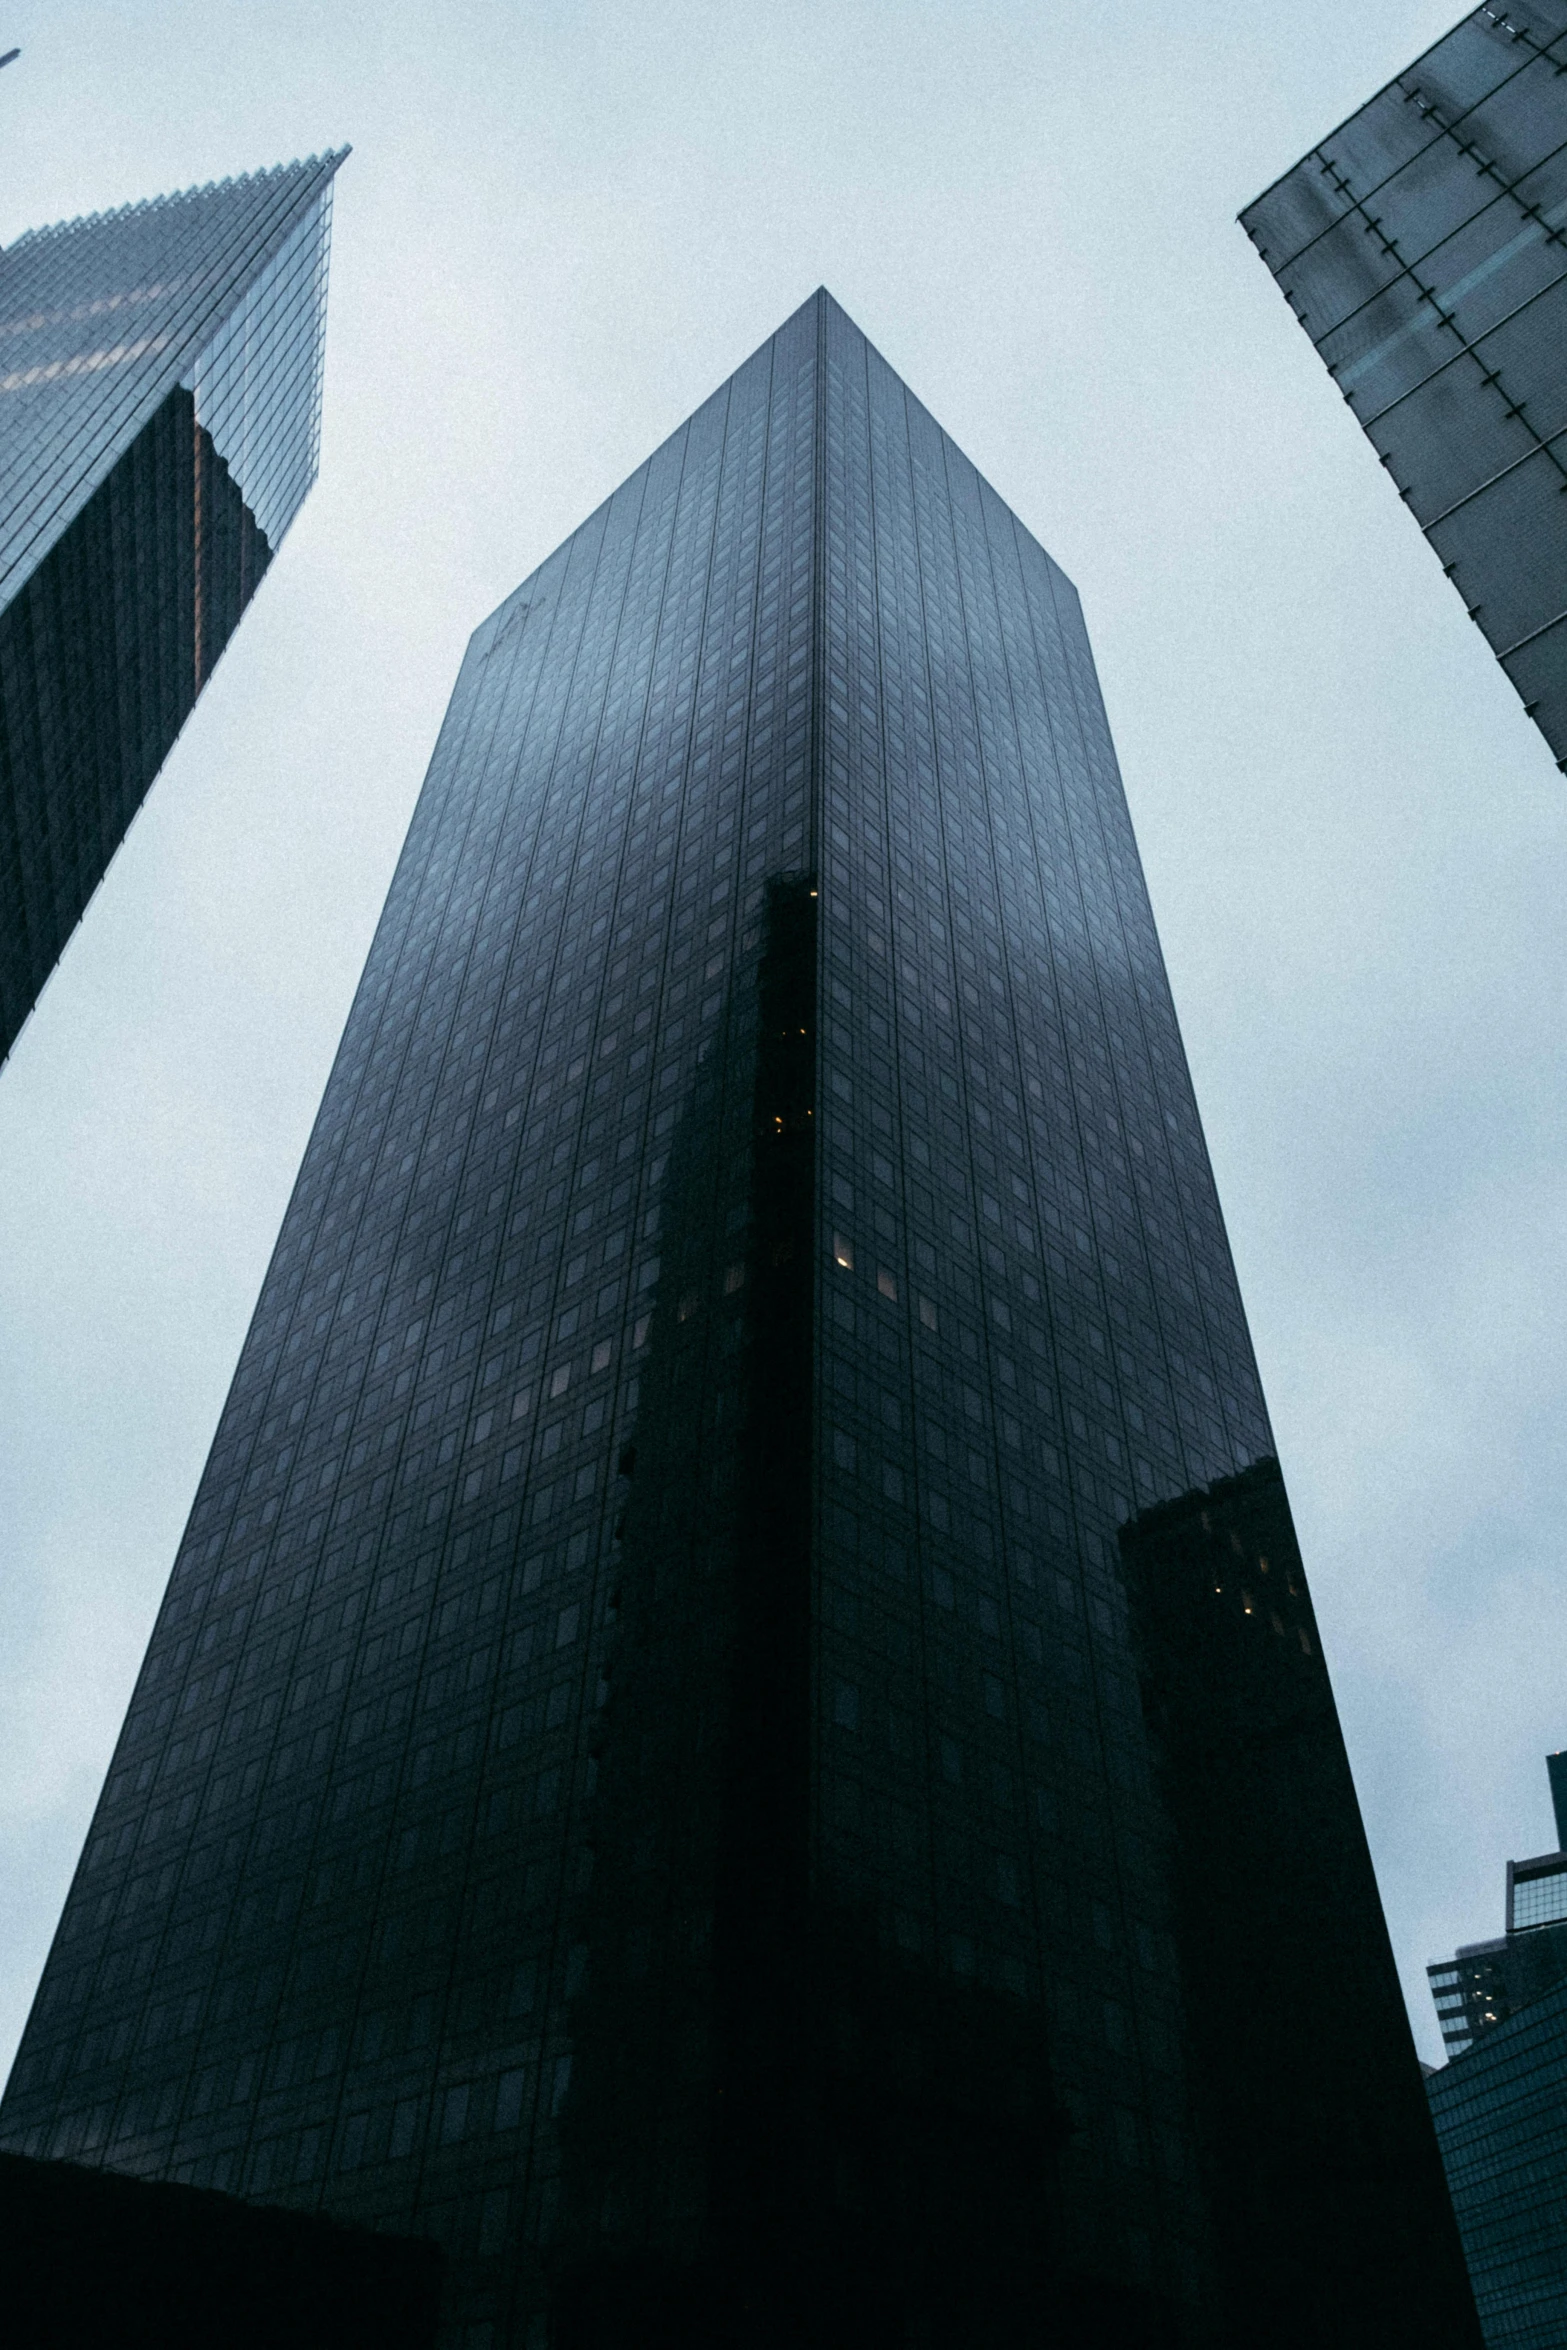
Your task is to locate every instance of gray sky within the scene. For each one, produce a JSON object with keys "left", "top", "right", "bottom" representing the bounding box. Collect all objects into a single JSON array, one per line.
[{"left": 3, "top": 0, "right": 1564, "bottom": 2079}]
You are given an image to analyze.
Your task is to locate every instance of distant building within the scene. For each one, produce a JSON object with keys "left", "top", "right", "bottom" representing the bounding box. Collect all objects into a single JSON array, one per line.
[
  {"left": 1546, "top": 1749, "right": 1567, "bottom": 1845},
  {"left": 0, "top": 155, "right": 345, "bottom": 1063},
  {"left": 1427, "top": 1978, "right": 1567, "bottom": 2350},
  {"left": 1425, "top": 1755, "right": 1567, "bottom": 2343},
  {"left": 1428, "top": 1763, "right": 1567, "bottom": 2057},
  {"left": 1428, "top": 1919, "right": 1567, "bottom": 2059},
  {"left": 1242, "top": 3, "right": 1567, "bottom": 769}
]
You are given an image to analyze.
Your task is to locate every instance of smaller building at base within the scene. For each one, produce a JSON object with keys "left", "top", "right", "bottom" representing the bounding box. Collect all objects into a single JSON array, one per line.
[
  {"left": 1426, "top": 1979, "right": 1567, "bottom": 2350},
  {"left": 1428, "top": 1758, "right": 1567, "bottom": 2060},
  {"left": 0, "top": 2148, "right": 443, "bottom": 2348}
]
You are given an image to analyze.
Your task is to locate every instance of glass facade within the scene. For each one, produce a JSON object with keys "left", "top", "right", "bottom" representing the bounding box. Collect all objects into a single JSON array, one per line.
[
  {"left": 1509, "top": 1851, "right": 1567, "bottom": 1931},
  {"left": 0, "top": 292, "right": 1478, "bottom": 2347},
  {"left": 1427, "top": 1978, "right": 1567, "bottom": 2348},
  {"left": 0, "top": 154, "right": 345, "bottom": 1061},
  {"left": 1548, "top": 1749, "right": 1567, "bottom": 1847},
  {"left": 1241, "top": 1, "right": 1567, "bottom": 768},
  {"left": 1426, "top": 1759, "right": 1567, "bottom": 2056}
]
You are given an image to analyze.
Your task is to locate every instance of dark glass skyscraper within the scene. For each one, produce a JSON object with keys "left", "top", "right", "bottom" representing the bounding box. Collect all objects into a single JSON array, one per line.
[
  {"left": 0, "top": 293, "right": 1479, "bottom": 2347},
  {"left": 1242, "top": 1, "right": 1567, "bottom": 769},
  {"left": 0, "top": 155, "right": 345, "bottom": 1062}
]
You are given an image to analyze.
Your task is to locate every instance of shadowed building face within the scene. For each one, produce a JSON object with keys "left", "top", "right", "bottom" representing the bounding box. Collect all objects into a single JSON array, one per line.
[
  {"left": 0, "top": 155, "right": 345, "bottom": 1065},
  {"left": 0, "top": 291, "right": 1480, "bottom": 2348}
]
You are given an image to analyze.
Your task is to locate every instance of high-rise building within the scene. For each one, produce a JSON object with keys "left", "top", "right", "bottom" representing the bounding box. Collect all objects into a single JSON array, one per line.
[
  {"left": 1241, "top": 2, "right": 1567, "bottom": 769},
  {"left": 0, "top": 155, "right": 346, "bottom": 1064},
  {"left": 1422, "top": 1757, "right": 1567, "bottom": 2341},
  {"left": 1426, "top": 1977, "right": 1567, "bottom": 2347},
  {"left": 1428, "top": 1756, "right": 1567, "bottom": 2057},
  {"left": 0, "top": 292, "right": 1479, "bottom": 2347}
]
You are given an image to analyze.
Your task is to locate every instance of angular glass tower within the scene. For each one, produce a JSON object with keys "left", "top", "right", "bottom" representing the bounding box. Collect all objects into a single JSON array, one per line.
[
  {"left": 1241, "top": 1, "right": 1567, "bottom": 770},
  {"left": 0, "top": 154, "right": 346, "bottom": 1062},
  {"left": 0, "top": 294, "right": 1480, "bottom": 2348}
]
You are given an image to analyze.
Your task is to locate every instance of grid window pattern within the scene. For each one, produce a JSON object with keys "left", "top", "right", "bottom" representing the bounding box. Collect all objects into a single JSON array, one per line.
[
  {"left": 0, "top": 293, "right": 1456, "bottom": 2346},
  {"left": 1428, "top": 1978, "right": 1567, "bottom": 2348},
  {"left": 1510, "top": 1854, "right": 1567, "bottom": 1932},
  {"left": 0, "top": 156, "right": 344, "bottom": 1059},
  {"left": 1242, "top": 1, "right": 1567, "bottom": 768}
]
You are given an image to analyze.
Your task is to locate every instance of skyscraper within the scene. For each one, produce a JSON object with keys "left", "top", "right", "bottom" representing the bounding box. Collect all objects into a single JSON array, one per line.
[
  {"left": 0, "top": 155, "right": 345, "bottom": 1064},
  {"left": 1422, "top": 1756, "right": 1567, "bottom": 2336},
  {"left": 0, "top": 292, "right": 1479, "bottom": 2347},
  {"left": 1241, "top": 1, "right": 1567, "bottom": 769},
  {"left": 1426, "top": 1978, "right": 1567, "bottom": 2348},
  {"left": 1427, "top": 1753, "right": 1567, "bottom": 2058}
]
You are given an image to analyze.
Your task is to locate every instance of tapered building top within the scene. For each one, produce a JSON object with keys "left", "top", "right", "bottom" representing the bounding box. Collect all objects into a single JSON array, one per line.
[
  {"left": 1, "top": 154, "right": 346, "bottom": 601},
  {"left": 1, "top": 289, "right": 1479, "bottom": 2347},
  {"left": 1242, "top": 2, "right": 1567, "bottom": 767},
  {"left": 0, "top": 154, "right": 347, "bottom": 1062}
]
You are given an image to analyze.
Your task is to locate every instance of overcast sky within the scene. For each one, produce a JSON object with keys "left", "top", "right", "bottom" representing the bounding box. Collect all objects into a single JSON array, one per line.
[{"left": 3, "top": 0, "right": 1564, "bottom": 2079}]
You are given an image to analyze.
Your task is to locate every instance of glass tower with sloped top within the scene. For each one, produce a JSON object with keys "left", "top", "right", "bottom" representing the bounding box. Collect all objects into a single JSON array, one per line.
[
  {"left": 0, "top": 154, "right": 346, "bottom": 1062},
  {"left": 0, "top": 292, "right": 1479, "bottom": 2349},
  {"left": 1242, "top": 1, "right": 1567, "bottom": 771}
]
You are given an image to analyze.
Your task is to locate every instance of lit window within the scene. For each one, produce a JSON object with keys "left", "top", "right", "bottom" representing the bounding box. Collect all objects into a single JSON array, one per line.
[{"left": 833, "top": 1233, "right": 854, "bottom": 1270}]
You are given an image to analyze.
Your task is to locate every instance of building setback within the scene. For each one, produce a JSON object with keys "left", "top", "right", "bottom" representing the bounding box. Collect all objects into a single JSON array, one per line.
[
  {"left": 0, "top": 292, "right": 1480, "bottom": 2348},
  {"left": 0, "top": 156, "right": 345, "bottom": 1064},
  {"left": 1241, "top": 1, "right": 1567, "bottom": 770}
]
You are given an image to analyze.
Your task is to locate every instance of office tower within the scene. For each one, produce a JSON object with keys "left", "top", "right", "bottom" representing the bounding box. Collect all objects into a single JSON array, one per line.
[
  {"left": 0, "top": 292, "right": 1480, "bottom": 2347},
  {"left": 1426, "top": 1979, "right": 1567, "bottom": 2348},
  {"left": 0, "top": 155, "right": 345, "bottom": 1064},
  {"left": 1423, "top": 1761, "right": 1567, "bottom": 2345},
  {"left": 1428, "top": 1758, "right": 1567, "bottom": 2057},
  {"left": 1241, "top": 2, "right": 1567, "bottom": 769}
]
